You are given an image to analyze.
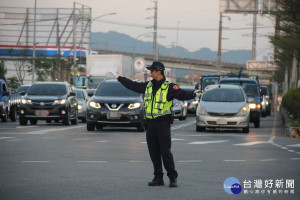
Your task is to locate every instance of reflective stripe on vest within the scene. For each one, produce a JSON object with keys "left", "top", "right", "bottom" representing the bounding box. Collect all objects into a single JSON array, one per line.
[{"left": 144, "top": 81, "right": 172, "bottom": 119}]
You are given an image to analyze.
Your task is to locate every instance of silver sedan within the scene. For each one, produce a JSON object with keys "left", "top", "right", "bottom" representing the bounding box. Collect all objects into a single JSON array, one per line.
[{"left": 196, "top": 84, "right": 250, "bottom": 133}]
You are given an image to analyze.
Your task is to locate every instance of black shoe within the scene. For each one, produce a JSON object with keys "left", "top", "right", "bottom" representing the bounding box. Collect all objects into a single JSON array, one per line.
[
  {"left": 169, "top": 177, "right": 178, "bottom": 187},
  {"left": 148, "top": 177, "right": 164, "bottom": 186}
]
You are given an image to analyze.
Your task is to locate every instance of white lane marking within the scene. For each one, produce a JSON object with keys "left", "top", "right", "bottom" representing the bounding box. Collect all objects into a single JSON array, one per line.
[
  {"left": 260, "top": 159, "right": 278, "bottom": 162},
  {"left": 22, "top": 161, "right": 51, "bottom": 163},
  {"left": 287, "top": 144, "right": 300, "bottom": 147},
  {"left": 223, "top": 160, "right": 246, "bottom": 162},
  {"left": 178, "top": 160, "right": 202, "bottom": 163},
  {"left": 76, "top": 161, "right": 108, "bottom": 163},
  {"left": 187, "top": 140, "right": 229, "bottom": 145},
  {"left": 171, "top": 121, "right": 195, "bottom": 130},
  {"left": 7, "top": 139, "right": 25, "bottom": 142},
  {"left": 0, "top": 137, "right": 16, "bottom": 140},
  {"left": 296, "top": 152, "right": 300, "bottom": 154},
  {"left": 140, "top": 142, "right": 147, "bottom": 144},
  {"left": 234, "top": 141, "right": 269, "bottom": 146},
  {"left": 129, "top": 160, "right": 150, "bottom": 163},
  {"left": 288, "top": 150, "right": 295, "bottom": 153},
  {"left": 96, "top": 140, "right": 108, "bottom": 143},
  {"left": 25, "top": 125, "right": 85, "bottom": 135},
  {"left": 290, "top": 158, "right": 300, "bottom": 160},
  {"left": 72, "top": 138, "right": 91, "bottom": 141},
  {"left": 172, "top": 138, "right": 185, "bottom": 141},
  {"left": 281, "top": 147, "right": 288, "bottom": 150}
]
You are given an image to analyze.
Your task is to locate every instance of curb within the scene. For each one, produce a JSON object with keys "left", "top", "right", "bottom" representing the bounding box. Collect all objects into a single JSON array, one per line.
[{"left": 280, "top": 107, "right": 300, "bottom": 138}]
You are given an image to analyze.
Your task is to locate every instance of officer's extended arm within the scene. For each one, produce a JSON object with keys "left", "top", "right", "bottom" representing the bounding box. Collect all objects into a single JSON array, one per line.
[
  {"left": 167, "top": 83, "right": 195, "bottom": 101},
  {"left": 117, "top": 76, "right": 148, "bottom": 94}
]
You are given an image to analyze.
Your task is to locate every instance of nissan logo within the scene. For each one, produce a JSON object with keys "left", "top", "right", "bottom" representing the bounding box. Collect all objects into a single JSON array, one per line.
[
  {"left": 111, "top": 104, "right": 117, "bottom": 109},
  {"left": 40, "top": 102, "right": 45, "bottom": 106}
]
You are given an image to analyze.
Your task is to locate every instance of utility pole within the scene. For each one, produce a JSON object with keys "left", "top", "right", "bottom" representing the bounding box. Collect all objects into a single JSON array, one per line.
[
  {"left": 153, "top": 1, "right": 158, "bottom": 61},
  {"left": 252, "top": 13, "right": 257, "bottom": 60},
  {"left": 217, "top": 12, "right": 223, "bottom": 71},
  {"left": 32, "top": 0, "right": 37, "bottom": 83}
]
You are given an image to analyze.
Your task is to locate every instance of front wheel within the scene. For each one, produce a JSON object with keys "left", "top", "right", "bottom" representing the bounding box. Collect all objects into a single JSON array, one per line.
[
  {"left": 87, "top": 123, "right": 95, "bottom": 131},
  {"left": 242, "top": 126, "right": 249, "bottom": 133},
  {"left": 19, "top": 118, "right": 28, "bottom": 125},
  {"left": 196, "top": 126, "right": 205, "bottom": 132}
]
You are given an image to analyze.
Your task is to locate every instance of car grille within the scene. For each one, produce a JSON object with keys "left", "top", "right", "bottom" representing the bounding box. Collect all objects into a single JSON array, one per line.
[
  {"left": 208, "top": 112, "right": 236, "bottom": 117},
  {"left": 207, "top": 121, "right": 237, "bottom": 125},
  {"left": 104, "top": 103, "right": 124, "bottom": 111},
  {"left": 31, "top": 101, "right": 54, "bottom": 106}
]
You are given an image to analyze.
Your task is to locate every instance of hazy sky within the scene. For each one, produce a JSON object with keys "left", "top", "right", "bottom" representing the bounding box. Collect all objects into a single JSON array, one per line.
[{"left": 0, "top": 0, "right": 275, "bottom": 60}]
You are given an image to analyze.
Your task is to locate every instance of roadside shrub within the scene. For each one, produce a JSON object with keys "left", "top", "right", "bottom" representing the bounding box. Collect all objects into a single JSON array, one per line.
[{"left": 282, "top": 88, "right": 300, "bottom": 120}]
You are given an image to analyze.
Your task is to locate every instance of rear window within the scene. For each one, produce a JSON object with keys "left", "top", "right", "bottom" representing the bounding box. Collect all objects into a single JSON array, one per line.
[
  {"left": 17, "top": 86, "right": 30, "bottom": 93},
  {"left": 96, "top": 82, "right": 140, "bottom": 97},
  {"left": 220, "top": 80, "right": 259, "bottom": 97},
  {"left": 202, "top": 88, "right": 244, "bottom": 102},
  {"left": 27, "top": 84, "right": 67, "bottom": 96},
  {"left": 73, "top": 90, "right": 85, "bottom": 100}
]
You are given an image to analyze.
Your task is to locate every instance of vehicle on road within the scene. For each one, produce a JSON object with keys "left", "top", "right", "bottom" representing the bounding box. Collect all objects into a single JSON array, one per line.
[
  {"left": 0, "top": 78, "right": 20, "bottom": 122},
  {"left": 86, "top": 79, "right": 145, "bottom": 132},
  {"left": 19, "top": 81, "right": 78, "bottom": 125},
  {"left": 196, "top": 84, "right": 250, "bottom": 133},
  {"left": 181, "top": 86, "right": 198, "bottom": 114},
  {"left": 73, "top": 88, "right": 88, "bottom": 122},
  {"left": 259, "top": 85, "right": 272, "bottom": 117},
  {"left": 172, "top": 99, "right": 188, "bottom": 120},
  {"left": 219, "top": 77, "right": 261, "bottom": 128},
  {"left": 84, "top": 54, "right": 134, "bottom": 89},
  {"left": 17, "top": 84, "right": 31, "bottom": 94}
]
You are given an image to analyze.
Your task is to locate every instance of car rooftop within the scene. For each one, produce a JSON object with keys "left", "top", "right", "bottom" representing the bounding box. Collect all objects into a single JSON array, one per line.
[{"left": 220, "top": 77, "right": 258, "bottom": 83}]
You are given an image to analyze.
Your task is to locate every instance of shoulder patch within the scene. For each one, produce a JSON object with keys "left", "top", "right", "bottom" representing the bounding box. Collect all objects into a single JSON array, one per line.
[{"left": 173, "top": 85, "right": 180, "bottom": 90}]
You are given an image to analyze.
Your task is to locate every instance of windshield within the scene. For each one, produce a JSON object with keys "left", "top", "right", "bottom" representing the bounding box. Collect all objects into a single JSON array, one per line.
[
  {"left": 220, "top": 81, "right": 259, "bottom": 97},
  {"left": 202, "top": 88, "right": 244, "bottom": 102},
  {"left": 27, "top": 84, "right": 67, "bottom": 96},
  {"left": 96, "top": 82, "right": 140, "bottom": 97},
  {"left": 202, "top": 77, "right": 219, "bottom": 90},
  {"left": 73, "top": 90, "right": 85, "bottom": 100},
  {"left": 17, "top": 86, "right": 30, "bottom": 93},
  {"left": 88, "top": 77, "right": 106, "bottom": 89}
]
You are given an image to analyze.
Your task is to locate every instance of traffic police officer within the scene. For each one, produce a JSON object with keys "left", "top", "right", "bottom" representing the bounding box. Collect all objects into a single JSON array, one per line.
[{"left": 111, "top": 61, "right": 198, "bottom": 187}]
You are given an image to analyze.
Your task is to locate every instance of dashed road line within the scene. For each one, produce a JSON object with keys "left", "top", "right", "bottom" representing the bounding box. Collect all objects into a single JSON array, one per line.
[
  {"left": 260, "top": 159, "right": 278, "bottom": 162},
  {"left": 0, "top": 137, "right": 16, "bottom": 140},
  {"left": 21, "top": 161, "right": 51, "bottom": 163},
  {"left": 171, "top": 121, "right": 195, "bottom": 130},
  {"left": 76, "top": 161, "right": 108, "bottom": 163},
  {"left": 187, "top": 140, "right": 229, "bottom": 145}
]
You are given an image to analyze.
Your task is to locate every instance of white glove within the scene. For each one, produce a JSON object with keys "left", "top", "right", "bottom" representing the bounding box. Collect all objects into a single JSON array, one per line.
[
  {"left": 106, "top": 72, "right": 119, "bottom": 79},
  {"left": 194, "top": 89, "right": 202, "bottom": 97}
]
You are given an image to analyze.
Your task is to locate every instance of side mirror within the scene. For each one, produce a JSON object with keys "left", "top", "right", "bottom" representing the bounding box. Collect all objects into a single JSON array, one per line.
[
  {"left": 88, "top": 92, "right": 94, "bottom": 97},
  {"left": 20, "top": 91, "right": 26, "bottom": 96}
]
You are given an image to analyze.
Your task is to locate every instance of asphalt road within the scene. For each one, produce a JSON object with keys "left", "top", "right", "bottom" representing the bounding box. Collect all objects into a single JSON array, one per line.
[{"left": 0, "top": 113, "right": 299, "bottom": 200}]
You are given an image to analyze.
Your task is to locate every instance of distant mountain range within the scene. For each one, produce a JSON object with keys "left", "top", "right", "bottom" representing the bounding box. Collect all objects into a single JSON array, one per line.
[{"left": 91, "top": 31, "right": 251, "bottom": 64}]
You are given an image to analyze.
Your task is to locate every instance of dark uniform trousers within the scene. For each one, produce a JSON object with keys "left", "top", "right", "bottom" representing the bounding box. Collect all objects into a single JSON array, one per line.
[{"left": 146, "top": 118, "right": 178, "bottom": 179}]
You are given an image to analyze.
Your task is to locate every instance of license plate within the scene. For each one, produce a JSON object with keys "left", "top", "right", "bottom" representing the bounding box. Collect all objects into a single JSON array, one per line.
[
  {"left": 108, "top": 111, "right": 120, "bottom": 119},
  {"left": 35, "top": 110, "right": 49, "bottom": 117},
  {"left": 217, "top": 118, "right": 227, "bottom": 125}
]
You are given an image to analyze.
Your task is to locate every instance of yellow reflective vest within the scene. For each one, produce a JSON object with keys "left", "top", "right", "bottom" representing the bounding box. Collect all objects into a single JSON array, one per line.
[{"left": 144, "top": 81, "right": 173, "bottom": 119}]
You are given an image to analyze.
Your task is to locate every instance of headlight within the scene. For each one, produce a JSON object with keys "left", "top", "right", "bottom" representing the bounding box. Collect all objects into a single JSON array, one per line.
[
  {"left": 128, "top": 102, "right": 141, "bottom": 109},
  {"left": 197, "top": 105, "right": 207, "bottom": 115},
  {"left": 237, "top": 106, "right": 247, "bottom": 116},
  {"left": 78, "top": 104, "right": 83, "bottom": 110},
  {"left": 89, "top": 101, "right": 101, "bottom": 109},
  {"left": 21, "top": 99, "right": 32, "bottom": 104},
  {"left": 249, "top": 103, "right": 260, "bottom": 109},
  {"left": 54, "top": 99, "right": 66, "bottom": 104},
  {"left": 192, "top": 100, "right": 199, "bottom": 105}
]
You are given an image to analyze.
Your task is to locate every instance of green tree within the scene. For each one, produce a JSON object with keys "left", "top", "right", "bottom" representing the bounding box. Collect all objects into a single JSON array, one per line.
[
  {"left": 269, "top": 0, "right": 300, "bottom": 88},
  {"left": 7, "top": 76, "right": 20, "bottom": 91}
]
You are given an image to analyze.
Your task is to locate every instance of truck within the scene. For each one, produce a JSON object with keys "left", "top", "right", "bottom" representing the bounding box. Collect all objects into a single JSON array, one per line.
[
  {"left": 76, "top": 54, "right": 134, "bottom": 89},
  {"left": 0, "top": 78, "right": 21, "bottom": 122}
]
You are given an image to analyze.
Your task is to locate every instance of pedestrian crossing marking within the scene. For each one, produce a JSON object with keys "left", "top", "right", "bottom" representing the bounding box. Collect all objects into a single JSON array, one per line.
[{"left": 187, "top": 140, "right": 229, "bottom": 145}]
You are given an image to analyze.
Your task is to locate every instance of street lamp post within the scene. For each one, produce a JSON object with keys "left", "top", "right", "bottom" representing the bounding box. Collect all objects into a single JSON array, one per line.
[{"left": 88, "top": 12, "right": 117, "bottom": 55}]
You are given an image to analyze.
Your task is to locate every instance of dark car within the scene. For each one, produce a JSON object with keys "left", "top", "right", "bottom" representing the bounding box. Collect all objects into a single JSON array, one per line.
[
  {"left": 86, "top": 80, "right": 145, "bottom": 132},
  {"left": 19, "top": 82, "right": 78, "bottom": 125},
  {"left": 17, "top": 84, "right": 31, "bottom": 94},
  {"left": 259, "top": 85, "right": 272, "bottom": 117},
  {"left": 219, "top": 78, "right": 261, "bottom": 128},
  {"left": 73, "top": 88, "right": 88, "bottom": 122}
]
